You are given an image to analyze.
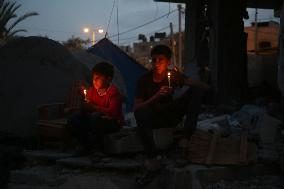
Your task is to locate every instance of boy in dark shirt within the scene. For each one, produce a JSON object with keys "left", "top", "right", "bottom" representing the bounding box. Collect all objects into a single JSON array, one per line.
[
  {"left": 68, "top": 62, "right": 124, "bottom": 155},
  {"left": 134, "top": 45, "right": 209, "bottom": 173}
]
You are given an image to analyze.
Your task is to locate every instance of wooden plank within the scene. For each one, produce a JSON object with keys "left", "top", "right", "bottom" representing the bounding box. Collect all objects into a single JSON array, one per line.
[
  {"left": 213, "top": 136, "right": 241, "bottom": 165},
  {"left": 187, "top": 128, "right": 257, "bottom": 165}
]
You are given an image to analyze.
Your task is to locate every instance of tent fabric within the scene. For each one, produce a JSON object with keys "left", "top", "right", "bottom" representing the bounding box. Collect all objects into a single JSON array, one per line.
[
  {"left": 87, "top": 38, "right": 147, "bottom": 111},
  {"left": 0, "top": 37, "right": 91, "bottom": 137}
]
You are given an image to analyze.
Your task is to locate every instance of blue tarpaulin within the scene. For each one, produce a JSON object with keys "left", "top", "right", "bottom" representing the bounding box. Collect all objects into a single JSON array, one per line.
[{"left": 87, "top": 38, "right": 147, "bottom": 112}]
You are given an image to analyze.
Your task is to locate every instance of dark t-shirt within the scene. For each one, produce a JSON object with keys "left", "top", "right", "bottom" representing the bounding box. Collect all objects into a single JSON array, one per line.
[
  {"left": 136, "top": 71, "right": 184, "bottom": 111},
  {"left": 135, "top": 71, "right": 173, "bottom": 106},
  {"left": 135, "top": 70, "right": 187, "bottom": 127},
  {"left": 135, "top": 69, "right": 185, "bottom": 101},
  {"left": 136, "top": 71, "right": 172, "bottom": 103}
]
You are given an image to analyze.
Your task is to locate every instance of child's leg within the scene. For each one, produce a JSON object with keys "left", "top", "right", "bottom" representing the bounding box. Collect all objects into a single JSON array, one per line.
[
  {"left": 89, "top": 113, "right": 120, "bottom": 149},
  {"left": 134, "top": 106, "right": 161, "bottom": 159},
  {"left": 67, "top": 113, "right": 93, "bottom": 153}
]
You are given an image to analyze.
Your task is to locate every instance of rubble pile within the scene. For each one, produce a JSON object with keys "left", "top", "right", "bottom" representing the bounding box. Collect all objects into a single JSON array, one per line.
[
  {"left": 205, "top": 175, "right": 284, "bottom": 189},
  {"left": 186, "top": 103, "right": 284, "bottom": 167},
  {"left": 3, "top": 101, "right": 284, "bottom": 188}
]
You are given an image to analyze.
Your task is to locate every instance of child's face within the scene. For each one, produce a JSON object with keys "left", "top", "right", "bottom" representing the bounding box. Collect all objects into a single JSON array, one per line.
[
  {"left": 92, "top": 73, "right": 110, "bottom": 90},
  {"left": 152, "top": 54, "right": 170, "bottom": 75}
]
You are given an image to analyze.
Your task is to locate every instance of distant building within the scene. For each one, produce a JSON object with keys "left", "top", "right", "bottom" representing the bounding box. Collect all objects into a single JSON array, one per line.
[
  {"left": 245, "top": 21, "right": 279, "bottom": 53},
  {"left": 118, "top": 45, "right": 131, "bottom": 54},
  {"left": 245, "top": 21, "right": 280, "bottom": 88},
  {"left": 131, "top": 33, "right": 184, "bottom": 69}
]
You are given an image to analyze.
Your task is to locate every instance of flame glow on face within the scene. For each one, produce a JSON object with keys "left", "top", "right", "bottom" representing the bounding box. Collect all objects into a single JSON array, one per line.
[
  {"left": 152, "top": 54, "right": 170, "bottom": 74},
  {"left": 93, "top": 73, "right": 110, "bottom": 90}
]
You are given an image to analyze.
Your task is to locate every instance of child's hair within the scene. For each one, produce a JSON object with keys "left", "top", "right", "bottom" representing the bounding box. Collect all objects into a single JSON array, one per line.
[
  {"left": 150, "top": 44, "right": 172, "bottom": 59},
  {"left": 92, "top": 61, "right": 114, "bottom": 78}
]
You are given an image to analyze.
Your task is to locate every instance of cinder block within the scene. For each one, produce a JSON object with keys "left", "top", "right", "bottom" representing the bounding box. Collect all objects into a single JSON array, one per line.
[
  {"left": 153, "top": 128, "right": 173, "bottom": 150},
  {"left": 103, "top": 128, "right": 143, "bottom": 154},
  {"left": 104, "top": 127, "right": 174, "bottom": 154}
]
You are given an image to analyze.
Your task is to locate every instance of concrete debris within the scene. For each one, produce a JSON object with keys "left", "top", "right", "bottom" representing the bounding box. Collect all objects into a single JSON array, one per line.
[
  {"left": 187, "top": 129, "right": 257, "bottom": 165},
  {"left": 229, "top": 105, "right": 283, "bottom": 143},
  {"left": 153, "top": 128, "right": 174, "bottom": 150},
  {"left": 229, "top": 105, "right": 265, "bottom": 130},
  {"left": 8, "top": 167, "right": 128, "bottom": 189},
  {"left": 197, "top": 115, "right": 231, "bottom": 136},
  {"left": 56, "top": 157, "right": 141, "bottom": 170},
  {"left": 103, "top": 128, "right": 143, "bottom": 154},
  {"left": 124, "top": 112, "right": 137, "bottom": 127},
  {"left": 204, "top": 175, "right": 284, "bottom": 189},
  {"left": 23, "top": 150, "right": 74, "bottom": 161},
  {"left": 104, "top": 127, "right": 173, "bottom": 154},
  {"left": 0, "top": 36, "right": 90, "bottom": 137},
  {"left": 258, "top": 144, "right": 279, "bottom": 163},
  {"left": 10, "top": 166, "right": 66, "bottom": 186}
]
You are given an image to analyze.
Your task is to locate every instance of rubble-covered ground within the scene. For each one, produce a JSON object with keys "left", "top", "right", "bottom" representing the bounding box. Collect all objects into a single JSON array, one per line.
[
  {"left": 7, "top": 165, "right": 138, "bottom": 189},
  {"left": 1, "top": 95, "right": 283, "bottom": 189},
  {"left": 205, "top": 175, "right": 284, "bottom": 189}
]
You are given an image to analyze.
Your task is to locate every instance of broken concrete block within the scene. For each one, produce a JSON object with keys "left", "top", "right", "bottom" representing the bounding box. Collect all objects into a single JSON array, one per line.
[
  {"left": 104, "top": 127, "right": 174, "bottom": 154},
  {"left": 197, "top": 115, "right": 231, "bottom": 136},
  {"left": 10, "top": 166, "right": 66, "bottom": 186},
  {"left": 103, "top": 129, "right": 143, "bottom": 154},
  {"left": 23, "top": 150, "right": 74, "bottom": 161},
  {"left": 57, "top": 157, "right": 141, "bottom": 170},
  {"left": 231, "top": 105, "right": 266, "bottom": 129}
]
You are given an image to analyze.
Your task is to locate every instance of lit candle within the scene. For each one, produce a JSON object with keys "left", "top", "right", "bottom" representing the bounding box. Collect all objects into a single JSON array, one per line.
[
  {"left": 83, "top": 89, "right": 87, "bottom": 101},
  {"left": 167, "top": 71, "right": 171, "bottom": 88}
]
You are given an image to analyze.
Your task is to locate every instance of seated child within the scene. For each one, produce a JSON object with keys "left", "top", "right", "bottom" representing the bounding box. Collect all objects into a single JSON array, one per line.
[
  {"left": 67, "top": 62, "right": 124, "bottom": 155},
  {"left": 134, "top": 45, "right": 209, "bottom": 177}
]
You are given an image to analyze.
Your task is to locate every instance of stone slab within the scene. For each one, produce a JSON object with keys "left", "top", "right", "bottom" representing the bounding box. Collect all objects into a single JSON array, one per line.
[
  {"left": 23, "top": 150, "right": 74, "bottom": 161},
  {"left": 56, "top": 157, "right": 141, "bottom": 170}
]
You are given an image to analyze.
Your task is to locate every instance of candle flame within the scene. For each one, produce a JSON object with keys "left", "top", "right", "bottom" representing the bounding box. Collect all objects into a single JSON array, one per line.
[
  {"left": 167, "top": 72, "right": 171, "bottom": 88},
  {"left": 83, "top": 89, "right": 87, "bottom": 95}
]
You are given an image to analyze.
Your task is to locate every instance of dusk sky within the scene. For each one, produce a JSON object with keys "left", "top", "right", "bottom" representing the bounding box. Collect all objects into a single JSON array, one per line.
[{"left": 14, "top": 0, "right": 279, "bottom": 46}]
